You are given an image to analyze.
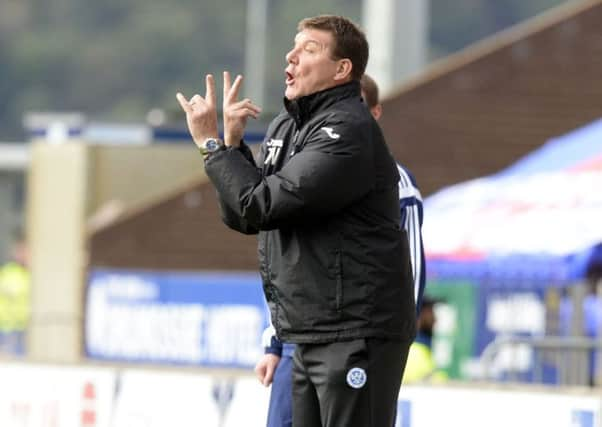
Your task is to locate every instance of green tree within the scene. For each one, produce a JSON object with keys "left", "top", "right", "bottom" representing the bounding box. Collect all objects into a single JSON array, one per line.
[{"left": 0, "top": 0, "right": 566, "bottom": 140}]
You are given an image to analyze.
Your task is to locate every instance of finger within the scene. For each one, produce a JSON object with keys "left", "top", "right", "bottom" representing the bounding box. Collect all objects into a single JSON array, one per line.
[
  {"left": 176, "top": 93, "right": 192, "bottom": 113},
  {"left": 245, "top": 108, "right": 260, "bottom": 119},
  {"left": 247, "top": 100, "right": 262, "bottom": 111},
  {"left": 205, "top": 74, "right": 216, "bottom": 106},
  {"left": 228, "top": 74, "right": 244, "bottom": 103},
  {"left": 244, "top": 101, "right": 262, "bottom": 115},
  {"left": 230, "top": 99, "right": 262, "bottom": 115},
  {"left": 190, "top": 94, "right": 204, "bottom": 105},
  {"left": 239, "top": 99, "right": 262, "bottom": 111},
  {"left": 255, "top": 367, "right": 266, "bottom": 383},
  {"left": 223, "top": 71, "right": 232, "bottom": 102},
  {"left": 263, "top": 366, "right": 274, "bottom": 386},
  {"left": 232, "top": 107, "right": 260, "bottom": 119}
]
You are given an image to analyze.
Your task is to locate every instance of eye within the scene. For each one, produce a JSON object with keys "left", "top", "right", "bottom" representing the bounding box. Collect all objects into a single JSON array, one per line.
[{"left": 304, "top": 41, "right": 320, "bottom": 53}]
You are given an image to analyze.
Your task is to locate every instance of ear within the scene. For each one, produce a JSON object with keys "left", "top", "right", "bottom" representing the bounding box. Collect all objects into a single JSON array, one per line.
[
  {"left": 333, "top": 58, "right": 353, "bottom": 82},
  {"left": 370, "top": 104, "right": 382, "bottom": 120}
]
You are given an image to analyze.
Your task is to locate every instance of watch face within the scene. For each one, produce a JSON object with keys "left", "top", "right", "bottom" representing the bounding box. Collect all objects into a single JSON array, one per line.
[
  {"left": 206, "top": 139, "right": 218, "bottom": 152},
  {"left": 201, "top": 138, "right": 223, "bottom": 155}
]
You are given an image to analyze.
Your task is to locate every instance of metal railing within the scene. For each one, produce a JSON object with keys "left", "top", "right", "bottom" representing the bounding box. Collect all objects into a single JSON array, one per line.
[{"left": 480, "top": 335, "right": 602, "bottom": 386}]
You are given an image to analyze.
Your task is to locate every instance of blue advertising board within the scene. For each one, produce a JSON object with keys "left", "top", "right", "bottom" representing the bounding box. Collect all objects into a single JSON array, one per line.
[{"left": 85, "top": 269, "right": 269, "bottom": 368}]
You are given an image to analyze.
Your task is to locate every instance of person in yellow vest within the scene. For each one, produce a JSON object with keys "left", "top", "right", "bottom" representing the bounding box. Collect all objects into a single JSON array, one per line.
[
  {"left": 0, "top": 234, "right": 30, "bottom": 355},
  {"left": 402, "top": 296, "right": 448, "bottom": 384}
]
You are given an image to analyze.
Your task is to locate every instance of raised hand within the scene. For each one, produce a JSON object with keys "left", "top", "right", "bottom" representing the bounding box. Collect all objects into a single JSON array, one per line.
[
  {"left": 176, "top": 74, "right": 219, "bottom": 148},
  {"left": 222, "top": 71, "right": 262, "bottom": 147}
]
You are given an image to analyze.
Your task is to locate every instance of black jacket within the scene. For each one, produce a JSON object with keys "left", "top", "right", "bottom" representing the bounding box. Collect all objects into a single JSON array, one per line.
[{"left": 205, "top": 81, "right": 416, "bottom": 343}]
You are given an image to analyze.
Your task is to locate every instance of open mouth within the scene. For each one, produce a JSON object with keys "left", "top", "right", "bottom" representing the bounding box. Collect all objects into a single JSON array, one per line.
[{"left": 285, "top": 71, "right": 294, "bottom": 85}]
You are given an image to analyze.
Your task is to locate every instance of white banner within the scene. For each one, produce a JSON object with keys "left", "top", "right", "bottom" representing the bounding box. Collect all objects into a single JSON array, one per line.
[
  {"left": 112, "top": 370, "right": 269, "bottom": 427},
  {"left": 396, "top": 385, "right": 601, "bottom": 427},
  {"left": 0, "top": 363, "right": 116, "bottom": 427},
  {"left": 3, "top": 361, "right": 600, "bottom": 427}
]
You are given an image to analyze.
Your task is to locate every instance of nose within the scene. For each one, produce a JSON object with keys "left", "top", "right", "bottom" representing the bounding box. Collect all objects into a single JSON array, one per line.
[{"left": 286, "top": 47, "right": 298, "bottom": 64}]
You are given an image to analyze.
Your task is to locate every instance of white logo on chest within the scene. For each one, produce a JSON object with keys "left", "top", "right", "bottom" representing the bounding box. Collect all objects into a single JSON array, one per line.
[
  {"left": 321, "top": 127, "right": 340, "bottom": 139},
  {"left": 264, "top": 139, "right": 283, "bottom": 165}
]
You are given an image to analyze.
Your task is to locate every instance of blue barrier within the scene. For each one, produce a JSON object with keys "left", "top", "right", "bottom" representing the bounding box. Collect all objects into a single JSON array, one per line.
[
  {"left": 85, "top": 268, "right": 269, "bottom": 368},
  {"left": 153, "top": 128, "right": 265, "bottom": 144}
]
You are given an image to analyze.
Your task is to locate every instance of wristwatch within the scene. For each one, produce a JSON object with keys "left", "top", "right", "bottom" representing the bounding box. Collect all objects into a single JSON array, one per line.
[{"left": 199, "top": 138, "right": 226, "bottom": 157}]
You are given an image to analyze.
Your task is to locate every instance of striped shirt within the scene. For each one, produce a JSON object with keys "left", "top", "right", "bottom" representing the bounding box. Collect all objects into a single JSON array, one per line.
[{"left": 396, "top": 163, "right": 426, "bottom": 314}]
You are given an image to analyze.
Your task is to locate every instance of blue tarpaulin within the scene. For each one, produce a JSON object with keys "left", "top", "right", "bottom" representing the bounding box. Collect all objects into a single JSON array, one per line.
[{"left": 424, "top": 119, "right": 602, "bottom": 288}]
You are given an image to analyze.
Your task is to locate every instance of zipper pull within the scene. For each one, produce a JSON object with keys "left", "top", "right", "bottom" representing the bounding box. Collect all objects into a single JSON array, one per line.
[{"left": 290, "top": 130, "right": 300, "bottom": 157}]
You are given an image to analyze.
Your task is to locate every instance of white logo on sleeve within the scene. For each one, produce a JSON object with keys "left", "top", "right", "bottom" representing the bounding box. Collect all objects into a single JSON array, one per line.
[
  {"left": 321, "top": 127, "right": 340, "bottom": 139},
  {"left": 264, "top": 139, "right": 283, "bottom": 165},
  {"left": 346, "top": 367, "right": 367, "bottom": 389}
]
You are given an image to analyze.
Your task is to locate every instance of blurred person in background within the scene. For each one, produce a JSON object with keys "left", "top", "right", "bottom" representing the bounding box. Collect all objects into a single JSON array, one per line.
[
  {"left": 177, "top": 15, "right": 417, "bottom": 427},
  {"left": 559, "top": 254, "right": 602, "bottom": 386},
  {"left": 402, "top": 296, "right": 448, "bottom": 384},
  {"left": 254, "top": 73, "right": 427, "bottom": 427},
  {"left": 0, "top": 229, "right": 30, "bottom": 355}
]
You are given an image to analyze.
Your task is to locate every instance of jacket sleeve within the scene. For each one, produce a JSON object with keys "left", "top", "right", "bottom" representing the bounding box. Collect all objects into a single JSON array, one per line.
[
  {"left": 205, "top": 114, "right": 375, "bottom": 231},
  {"left": 261, "top": 325, "right": 283, "bottom": 357},
  {"left": 212, "top": 141, "right": 260, "bottom": 235}
]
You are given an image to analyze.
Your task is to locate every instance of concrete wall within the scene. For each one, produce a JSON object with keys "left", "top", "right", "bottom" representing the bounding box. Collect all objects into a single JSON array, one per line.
[{"left": 26, "top": 141, "right": 205, "bottom": 362}]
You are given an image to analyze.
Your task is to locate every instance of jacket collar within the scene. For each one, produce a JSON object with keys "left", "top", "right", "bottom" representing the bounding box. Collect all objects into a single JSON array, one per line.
[{"left": 283, "top": 80, "right": 361, "bottom": 128}]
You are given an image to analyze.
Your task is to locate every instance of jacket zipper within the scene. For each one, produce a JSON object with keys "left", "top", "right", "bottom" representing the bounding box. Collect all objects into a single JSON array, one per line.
[
  {"left": 335, "top": 249, "right": 343, "bottom": 312},
  {"left": 290, "top": 129, "right": 301, "bottom": 157}
]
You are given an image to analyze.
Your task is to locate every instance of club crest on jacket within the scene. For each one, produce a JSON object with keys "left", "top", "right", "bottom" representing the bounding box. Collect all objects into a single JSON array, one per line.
[{"left": 264, "top": 138, "right": 284, "bottom": 165}]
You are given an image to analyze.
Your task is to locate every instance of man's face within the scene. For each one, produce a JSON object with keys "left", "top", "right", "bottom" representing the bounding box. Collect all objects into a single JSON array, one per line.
[{"left": 284, "top": 28, "right": 341, "bottom": 100}]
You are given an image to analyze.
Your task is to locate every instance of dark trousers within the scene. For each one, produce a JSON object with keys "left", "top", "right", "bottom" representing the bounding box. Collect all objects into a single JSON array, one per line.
[{"left": 292, "top": 338, "right": 410, "bottom": 427}]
